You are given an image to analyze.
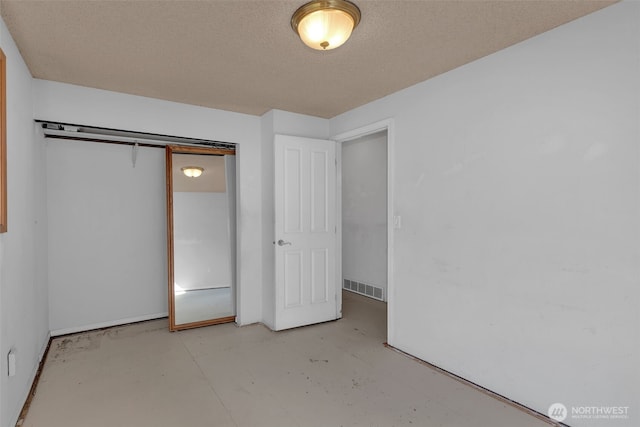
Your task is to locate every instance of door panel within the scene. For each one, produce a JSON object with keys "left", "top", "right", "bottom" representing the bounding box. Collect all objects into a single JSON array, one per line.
[
  {"left": 284, "top": 147, "right": 303, "bottom": 233},
  {"left": 310, "top": 150, "right": 329, "bottom": 233},
  {"left": 275, "top": 135, "right": 337, "bottom": 330},
  {"left": 311, "top": 248, "right": 329, "bottom": 304},
  {"left": 284, "top": 250, "right": 303, "bottom": 308}
]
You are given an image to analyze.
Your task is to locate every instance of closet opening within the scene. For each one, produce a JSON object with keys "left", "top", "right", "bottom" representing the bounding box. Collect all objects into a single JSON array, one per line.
[{"left": 39, "top": 120, "right": 239, "bottom": 333}]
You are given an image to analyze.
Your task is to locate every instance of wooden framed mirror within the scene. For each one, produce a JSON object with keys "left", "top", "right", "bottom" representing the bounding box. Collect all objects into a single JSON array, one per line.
[{"left": 166, "top": 145, "right": 237, "bottom": 331}]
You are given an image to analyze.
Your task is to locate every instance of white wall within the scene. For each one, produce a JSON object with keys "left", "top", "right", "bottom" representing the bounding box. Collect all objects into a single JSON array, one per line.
[
  {"left": 0, "top": 19, "right": 49, "bottom": 427},
  {"left": 35, "top": 80, "right": 264, "bottom": 326},
  {"left": 342, "top": 131, "right": 387, "bottom": 298},
  {"left": 331, "top": 2, "right": 639, "bottom": 425},
  {"left": 260, "top": 112, "right": 276, "bottom": 329},
  {"left": 47, "top": 140, "right": 167, "bottom": 333},
  {"left": 173, "top": 192, "right": 231, "bottom": 290},
  {"left": 225, "top": 155, "right": 237, "bottom": 306}
]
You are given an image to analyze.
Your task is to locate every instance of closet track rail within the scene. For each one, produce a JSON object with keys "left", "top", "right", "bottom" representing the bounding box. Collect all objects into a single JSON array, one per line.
[{"left": 36, "top": 120, "right": 236, "bottom": 152}]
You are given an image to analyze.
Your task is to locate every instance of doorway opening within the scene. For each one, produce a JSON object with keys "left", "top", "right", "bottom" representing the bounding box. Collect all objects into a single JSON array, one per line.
[
  {"left": 335, "top": 120, "right": 393, "bottom": 344},
  {"left": 341, "top": 130, "right": 388, "bottom": 302},
  {"left": 39, "top": 120, "right": 241, "bottom": 334}
]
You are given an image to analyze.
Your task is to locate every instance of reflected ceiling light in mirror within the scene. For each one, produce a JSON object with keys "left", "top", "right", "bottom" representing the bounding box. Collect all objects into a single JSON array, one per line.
[
  {"left": 181, "top": 166, "right": 204, "bottom": 178},
  {"left": 291, "top": 0, "right": 361, "bottom": 50}
]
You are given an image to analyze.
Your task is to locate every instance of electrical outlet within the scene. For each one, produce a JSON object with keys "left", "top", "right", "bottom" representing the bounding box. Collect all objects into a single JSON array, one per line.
[
  {"left": 393, "top": 215, "right": 402, "bottom": 229},
  {"left": 8, "top": 349, "right": 16, "bottom": 377}
]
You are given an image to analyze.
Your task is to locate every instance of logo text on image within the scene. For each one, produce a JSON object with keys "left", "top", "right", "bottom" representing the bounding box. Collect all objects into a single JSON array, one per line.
[
  {"left": 571, "top": 406, "right": 629, "bottom": 420},
  {"left": 548, "top": 403, "right": 630, "bottom": 422},
  {"left": 548, "top": 403, "right": 568, "bottom": 422}
]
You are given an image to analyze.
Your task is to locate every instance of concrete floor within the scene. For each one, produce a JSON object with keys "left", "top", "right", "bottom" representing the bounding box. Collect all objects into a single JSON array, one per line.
[{"left": 22, "top": 291, "right": 552, "bottom": 427}]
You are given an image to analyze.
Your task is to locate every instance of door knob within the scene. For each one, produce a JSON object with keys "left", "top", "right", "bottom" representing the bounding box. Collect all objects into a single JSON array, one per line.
[{"left": 277, "top": 239, "right": 291, "bottom": 246}]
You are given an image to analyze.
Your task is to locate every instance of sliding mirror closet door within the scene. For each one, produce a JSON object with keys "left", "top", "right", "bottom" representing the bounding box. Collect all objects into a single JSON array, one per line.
[{"left": 166, "top": 145, "right": 236, "bottom": 331}]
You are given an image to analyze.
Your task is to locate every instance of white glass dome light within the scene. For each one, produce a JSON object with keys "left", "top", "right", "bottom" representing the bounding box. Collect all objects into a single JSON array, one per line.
[
  {"left": 291, "top": 0, "right": 361, "bottom": 51},
  {"left": 181, "top": 166, "right": 204, "bottom": 178}
]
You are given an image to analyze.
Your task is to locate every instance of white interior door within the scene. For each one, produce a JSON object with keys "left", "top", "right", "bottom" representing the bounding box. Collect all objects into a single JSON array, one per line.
[{"left": 274, "top": 134, "right": 337, "bottom": 331}]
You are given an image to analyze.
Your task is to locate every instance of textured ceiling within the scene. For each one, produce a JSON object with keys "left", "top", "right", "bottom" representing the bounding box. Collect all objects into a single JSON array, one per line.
[{"left": 1, "top": 0, "right": 616, "bottom": 118}]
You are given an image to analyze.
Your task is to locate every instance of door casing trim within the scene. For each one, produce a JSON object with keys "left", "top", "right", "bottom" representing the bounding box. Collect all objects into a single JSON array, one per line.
[{"left": 332, "top": 118, "right": 395, "bottom": 346}]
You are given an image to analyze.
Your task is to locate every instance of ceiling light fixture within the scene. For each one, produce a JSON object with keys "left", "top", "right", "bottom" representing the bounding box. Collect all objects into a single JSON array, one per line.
[
  {"left": 181, "top": 166, "right": 204, "bottom": 178},
  {"left": 291, "top": 0, "right": 361, "bottom": 51}
]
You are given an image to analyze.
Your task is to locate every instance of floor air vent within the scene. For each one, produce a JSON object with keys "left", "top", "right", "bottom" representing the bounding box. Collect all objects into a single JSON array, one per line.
[{"left": 343, "top": 279, "right": 384, "bottom": 301}]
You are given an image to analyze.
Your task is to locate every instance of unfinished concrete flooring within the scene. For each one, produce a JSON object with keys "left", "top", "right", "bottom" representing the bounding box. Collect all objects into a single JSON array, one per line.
[{"left": 21, "top": 292, "right": 551, "bottom": 427}]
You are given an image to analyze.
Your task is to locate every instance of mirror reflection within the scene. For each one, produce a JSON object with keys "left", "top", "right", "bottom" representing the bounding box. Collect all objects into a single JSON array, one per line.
[{"left": 167, "top": 147, "right": 236, "bottom": 330}]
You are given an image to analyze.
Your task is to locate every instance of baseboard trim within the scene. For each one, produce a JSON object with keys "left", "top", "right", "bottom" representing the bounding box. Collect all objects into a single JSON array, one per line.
[
  {"left": 50, "top": 312, "right": 168, "bottom": 337},
  {"left": 383, "top": 343, "right": 569, "bottom": 427}
]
